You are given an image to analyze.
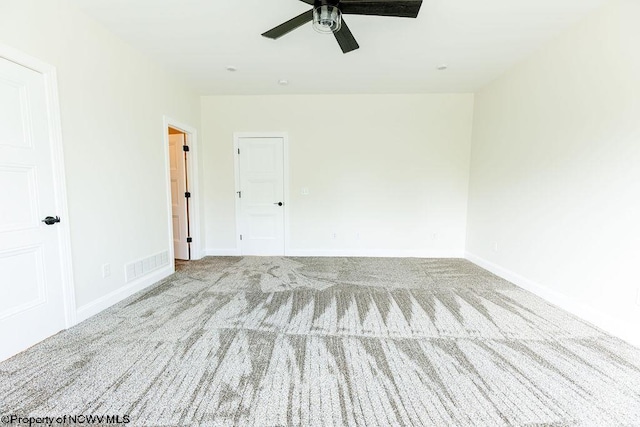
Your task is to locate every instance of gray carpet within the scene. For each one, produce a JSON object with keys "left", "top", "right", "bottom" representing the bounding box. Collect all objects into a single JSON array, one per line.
[{"left": 1, "top": 257, "right": 640, "bottom": 426}]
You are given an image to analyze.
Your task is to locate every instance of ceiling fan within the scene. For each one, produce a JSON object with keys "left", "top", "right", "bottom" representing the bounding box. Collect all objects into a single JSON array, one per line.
[{"left": 262, "top": 0, "right": 423, "bottom": 54}]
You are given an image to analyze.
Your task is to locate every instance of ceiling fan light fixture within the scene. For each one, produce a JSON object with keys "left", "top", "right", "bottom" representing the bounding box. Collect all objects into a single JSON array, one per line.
[{"left": 313, "top": 5, "right": 341, "bottom": 34}]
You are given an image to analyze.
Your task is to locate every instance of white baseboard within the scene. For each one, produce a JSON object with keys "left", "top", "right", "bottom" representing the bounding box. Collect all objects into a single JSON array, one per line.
[
  {"left": 287, "top": 249, "right": 464, "bottom": 258},
  {"left": 204, "top": 248, "right": 241, "bottom": 256},
  {"left": 465, "top": 252, "right": 640, "bottom": 348},
  {"left": 202, "top": 248, "right": 463, "bottom": 258},
  {"left": 75, "top": 265, "right": 174, "bottom": 323}
]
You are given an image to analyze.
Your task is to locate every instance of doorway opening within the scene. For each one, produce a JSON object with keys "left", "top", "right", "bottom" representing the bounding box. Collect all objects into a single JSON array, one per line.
[
  {"left": 168, "top": 127, "right": 191, "bottom": 261},
  {"left": 163, "top": 117, "right": 201, "bottom": 266}
]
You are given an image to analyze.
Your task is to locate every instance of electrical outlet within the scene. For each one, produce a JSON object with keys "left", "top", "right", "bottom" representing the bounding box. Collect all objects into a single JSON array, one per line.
[
  {"left": 301, "top": 187, "right": 309, "bottom": 196},
  {"left": 431, "top": 233, "right": 438, "bottom": 241},
  {"left": 331, "top": 233, "right": 337, "bottom": 239},
  {"left": 102, "top": 263, "right": 111, "bottom": 279}
]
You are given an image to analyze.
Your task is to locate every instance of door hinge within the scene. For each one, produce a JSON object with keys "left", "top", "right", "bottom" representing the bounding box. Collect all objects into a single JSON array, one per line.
[
  {"left": 186, "top": 237, "right": 193, "bottom": 243},
  {"left": 237, "top": 148, "right": 240, "bottom": 155},
  {"left": 183, "top": 145, "right": 190, "bottom": 152},
  {"left": 240, "top": 235, "right": 243, "bottom": 241},
  {"left": 237, "top": 191, "right": 241, "bottom": 199},
  {"left": 185, "top": 192, "right": 191, "bottom": 198}
]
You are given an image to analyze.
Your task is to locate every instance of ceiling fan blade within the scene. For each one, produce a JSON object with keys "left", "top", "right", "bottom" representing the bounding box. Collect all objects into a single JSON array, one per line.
[
  {"left": 262, "top": 10, "right": 314, "bottom": 39},
  {"left": 340, "top": 0, "right": 423, "bottom": 18},
  {"left": 298, "top": 0, "right": 315, "bottom": 4},
  {"left": 334, "top": 19, "right": 360, "bottom": 54}
]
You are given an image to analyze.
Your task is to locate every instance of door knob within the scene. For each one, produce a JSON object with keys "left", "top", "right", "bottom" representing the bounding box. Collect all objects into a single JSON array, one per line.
[
  {"left": 274, "top": 202, "right": 283, "bottom": 206},
  {"left": 42, "top": 216, "right": 61, "bottom": 225}
]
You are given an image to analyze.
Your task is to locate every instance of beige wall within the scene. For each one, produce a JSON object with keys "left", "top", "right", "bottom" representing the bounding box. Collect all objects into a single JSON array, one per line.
[
  {"left": 202, "top": 94, "right": 475, "bottom": 257},
  {"left": 466, "top": 0, "right": 640, "bottom": 345},
  {"left": 0, "top": 0, "right": 201, "bottom": 309}
]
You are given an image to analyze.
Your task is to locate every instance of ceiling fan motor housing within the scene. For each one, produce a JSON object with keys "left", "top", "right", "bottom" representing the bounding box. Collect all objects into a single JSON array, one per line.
[{"left": 315, "top": 0, "right": 341, "bottom": 7}]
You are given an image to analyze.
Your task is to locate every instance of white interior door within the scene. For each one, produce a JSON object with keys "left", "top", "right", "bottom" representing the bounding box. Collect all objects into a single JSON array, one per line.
[
  {"left": 169, "top": 133, "right": 189, "bottom": 260},
  {"left": 237, "top": 137, "right": 285, "bottom": 256},
  {"left": 0, "top": 57, "right": 67, "bottom": 361}
]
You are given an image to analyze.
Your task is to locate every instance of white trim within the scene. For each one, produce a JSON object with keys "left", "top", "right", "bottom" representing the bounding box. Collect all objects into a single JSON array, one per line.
[
  {"left": 204, "top": 248, "right": 242, "bottom": 256},
  {"left": 76, "top": 266, "right": 173, "bottom": 323},
  {"left": 283, "top": 137, "right": 291, "bottom": 256},
  {"left": 289, "top": 249, "right": 465, "bottom": 258},
  {"left": 465, "top": 252, "right": 640, "bottom": 348},
  {"left": 233, "top": 132, "right": 291, "bottom": 256},
  {"left": 233, "top": 138, "right": 240, "bottom": 253},
  {"left": 203, "top": 249, "right": 463, "bottom": 258},
  {"left": 0, "top": 44, "right": 77, "bottom": 328},
  {"left": 162, "top": 117, "right": 203, "bottom": 261}
]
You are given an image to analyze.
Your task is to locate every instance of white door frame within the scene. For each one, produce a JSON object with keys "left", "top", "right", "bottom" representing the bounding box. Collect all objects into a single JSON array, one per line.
[
  {"left": 233, "top": 132, "right": 290, "bottom": 256},
  {"left": 162, "top": 116, "right": 203, "bottom": 260},
  {"left": 0, "top": 44, "right": 76, "bottom": 327}
]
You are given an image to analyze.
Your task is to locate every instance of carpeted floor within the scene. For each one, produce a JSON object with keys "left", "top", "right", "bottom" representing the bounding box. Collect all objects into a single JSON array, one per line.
[{"left": 1, "top": 257, "right": 640, "bottom": 426}]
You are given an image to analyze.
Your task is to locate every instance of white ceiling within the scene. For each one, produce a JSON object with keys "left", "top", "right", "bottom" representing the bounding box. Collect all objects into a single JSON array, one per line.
[{"left": 72, "top": 0, "right": 606, "bottom": 95}]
